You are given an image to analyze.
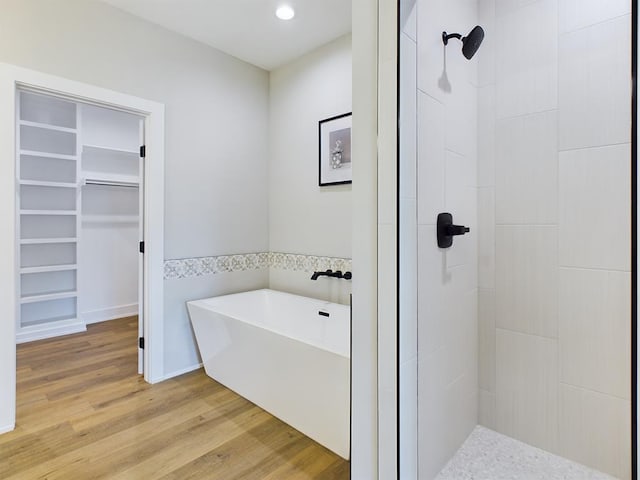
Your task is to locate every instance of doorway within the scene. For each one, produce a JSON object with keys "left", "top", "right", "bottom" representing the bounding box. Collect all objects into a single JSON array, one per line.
[
  {"left": 0, "top": 63, "right": 165, "bottom": 433},
  {"left": 16, "top": 90, "right": 145, "bottom": 375}
]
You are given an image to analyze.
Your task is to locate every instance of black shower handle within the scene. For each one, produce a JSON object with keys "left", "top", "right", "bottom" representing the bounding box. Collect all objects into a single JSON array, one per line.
[
  {"left": 445, "top": 224, "right": 470, "bottom": 236},
  {"left": 437, "top": 212, "right": 470, "bottom": 248}
]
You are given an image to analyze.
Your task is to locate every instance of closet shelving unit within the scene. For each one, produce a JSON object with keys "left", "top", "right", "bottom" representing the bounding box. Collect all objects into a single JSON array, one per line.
[
  {"left": 16, "top": 91, "right": 83, "bottom": 342},
  {"left": 16, "top": 92, "right": 143, "bottom": 343}
]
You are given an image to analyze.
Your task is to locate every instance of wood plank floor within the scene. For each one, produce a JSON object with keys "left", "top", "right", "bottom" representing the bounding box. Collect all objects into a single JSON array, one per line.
[{"left": 0, "top": 317, "right": 350, "bottom": 479}]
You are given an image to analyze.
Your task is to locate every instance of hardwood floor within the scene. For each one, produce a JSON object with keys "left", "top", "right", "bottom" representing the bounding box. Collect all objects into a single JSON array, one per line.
[{"left": 0, "top": 317, "right": 350, "bottom": 479}]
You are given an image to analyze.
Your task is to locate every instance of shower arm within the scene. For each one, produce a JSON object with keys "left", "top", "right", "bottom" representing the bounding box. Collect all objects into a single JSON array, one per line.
[{"left": 442, "top": 32, "right": 463, "bottom": 45}]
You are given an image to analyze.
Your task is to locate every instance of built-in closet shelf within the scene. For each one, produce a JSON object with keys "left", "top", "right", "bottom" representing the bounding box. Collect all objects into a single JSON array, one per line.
[
  {"left": 19, "top": 180, "right": 77, "bottom": 188},
  {"left": 20, "top": 209, "right": 78, "bottom": 216},
  {"left": 19, "top": 150, "right": 78, "bottom": 161},
  {"left": 82, "top": 215, "right": 139, "bottom": 224},
  {"left": 20, "top": 264, "right": 78, "bottom": 274},
  {"left": 20, "top": 238, "right": 78, "bottom": 245},
  {"left": 16, "top": 317, "right": 85, "bottom": 344},
  {"left": 82, "top": 144, "right": 139, "bottom": 155},
  {"left": 19, "top": 120, "right": 77, "bottom": 134},
  {"left": 81, "top": 172, "right": 139, "bottom": 187},
  {"left": 20, "top": 291, "right": 78, "bottom": 304}
]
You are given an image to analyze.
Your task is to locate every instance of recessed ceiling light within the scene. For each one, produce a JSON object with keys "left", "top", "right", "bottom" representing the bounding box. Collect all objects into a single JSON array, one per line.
[{"left": 276, "top": 5, "right": 295, "bottom": 20}]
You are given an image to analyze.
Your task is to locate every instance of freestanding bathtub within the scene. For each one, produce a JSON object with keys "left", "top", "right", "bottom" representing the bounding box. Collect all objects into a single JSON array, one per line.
[{"left": 187, "top": 289, "right": 350, "bottom": 459}]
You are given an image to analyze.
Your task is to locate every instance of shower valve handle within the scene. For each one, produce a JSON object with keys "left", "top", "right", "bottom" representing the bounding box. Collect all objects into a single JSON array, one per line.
[
  {"left": 437, "top": 212, "right": 470, "bottom": 248},
  {"left": 445, "top": 224, "right": 470, "bottom": 236}
]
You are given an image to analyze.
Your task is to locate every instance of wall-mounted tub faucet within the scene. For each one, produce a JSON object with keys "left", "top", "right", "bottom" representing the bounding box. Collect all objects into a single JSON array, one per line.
[{"left": 310, "top": 269, "right": 352, "bottom": 280}]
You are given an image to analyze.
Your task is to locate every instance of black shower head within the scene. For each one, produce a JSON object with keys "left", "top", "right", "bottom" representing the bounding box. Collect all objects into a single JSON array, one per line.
[{"left": 442, "top": 25, "right": 485, "bottom": 60}]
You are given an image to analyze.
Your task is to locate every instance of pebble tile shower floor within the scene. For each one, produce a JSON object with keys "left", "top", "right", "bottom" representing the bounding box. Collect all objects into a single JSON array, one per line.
[{"left": 435, "top": 426, "right": 616, "bottom": 480}]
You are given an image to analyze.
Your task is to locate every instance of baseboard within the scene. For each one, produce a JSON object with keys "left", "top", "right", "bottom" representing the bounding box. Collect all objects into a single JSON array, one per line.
[
  {"left": 82, "top": 304, "right": 138, "bottom": 325},
  {"left": 159, "top": 362, "right": 203, "bottom": 382},
  {"left": 0, "top": 423, "right": 15, "bottom": 435},
  {"left": 16, "top": 318, "right": 86, "bottom": 344}
]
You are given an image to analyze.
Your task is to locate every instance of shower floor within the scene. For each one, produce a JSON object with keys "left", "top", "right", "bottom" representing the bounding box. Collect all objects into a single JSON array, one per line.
[{"left": 435, "top": 426, "right": 616, "bottom": 480}]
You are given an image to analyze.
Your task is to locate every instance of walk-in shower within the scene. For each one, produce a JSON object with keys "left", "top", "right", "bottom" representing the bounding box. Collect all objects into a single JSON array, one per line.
[{"left": 399, "top": 0, "right": 636, "bottom": 478}]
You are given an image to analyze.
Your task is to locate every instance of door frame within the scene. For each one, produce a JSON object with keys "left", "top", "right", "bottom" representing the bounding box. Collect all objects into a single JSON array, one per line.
[{"left": 0, "top": 63, "right": 165, "bottom": 434}]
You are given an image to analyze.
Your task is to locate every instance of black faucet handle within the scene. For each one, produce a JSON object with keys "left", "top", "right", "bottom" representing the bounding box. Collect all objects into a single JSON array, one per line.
[
  {"left": 343, "top": 271, "right": 352, "bottom": 280},
  {"left": 333, "top": 270, "right": 342, "bottom": 277}
]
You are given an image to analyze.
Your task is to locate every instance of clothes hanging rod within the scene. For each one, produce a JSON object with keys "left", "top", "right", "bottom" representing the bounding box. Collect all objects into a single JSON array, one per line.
[{"left": 83, "top": 179, "right": 139, "bottom": 188}]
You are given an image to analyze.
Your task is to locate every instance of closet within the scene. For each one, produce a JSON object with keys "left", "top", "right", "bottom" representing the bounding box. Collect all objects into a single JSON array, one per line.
[{"left": 16, "top": 90, "right": 143, "bottom": 345}]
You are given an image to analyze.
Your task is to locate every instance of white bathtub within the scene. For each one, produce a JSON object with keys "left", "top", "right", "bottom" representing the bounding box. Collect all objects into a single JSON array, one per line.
[{"left": 187, "top": 289, "right": 350, "bottom": 459}]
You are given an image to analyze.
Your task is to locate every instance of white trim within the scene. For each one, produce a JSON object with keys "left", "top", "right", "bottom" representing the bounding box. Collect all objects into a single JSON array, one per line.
[
  {"left": 157, "top": 363, "right": 204, "bottom": 383},
  {"left": 82, "top": 304, "right": 139, "bottom": 325},
  {"left": 377, "top": 0, "right": 399, "bottom": 478},
  {"left": 351, "top": 0, "right": 380, "bottom": 477},
  {"left": 0, "top": 424, "right": 15, "bottom": 435},
  {"left": 16, "top": 318, "right": 86, "bottom": 344},
  {"left": 0, "top": 62, "right": 166, "bottom": 434},
  {"left": 636, "top": 3, "right": 639, "bottom": 475}
]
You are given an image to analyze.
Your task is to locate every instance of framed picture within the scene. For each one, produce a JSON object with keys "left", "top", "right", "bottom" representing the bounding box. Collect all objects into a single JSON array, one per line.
[{"left": 319, "top": 112, "right": 352, "bottom": 186}]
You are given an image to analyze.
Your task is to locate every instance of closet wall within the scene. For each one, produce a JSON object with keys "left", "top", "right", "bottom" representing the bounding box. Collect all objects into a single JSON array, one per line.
[
  {"left": 17, "top": 90, "right": 142, "bottom": 342},
  {"left": 80, "top": 105, "right": 141, "bottom": 324}
]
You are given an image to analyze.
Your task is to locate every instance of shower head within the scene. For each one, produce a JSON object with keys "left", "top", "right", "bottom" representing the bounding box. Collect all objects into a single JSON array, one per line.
[{"left": 442, "top": 25, "right": 485, "bottom": 60}]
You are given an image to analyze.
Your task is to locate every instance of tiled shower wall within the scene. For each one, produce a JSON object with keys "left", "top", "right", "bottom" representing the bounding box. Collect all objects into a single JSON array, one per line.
[
  {"left": 400, "top": 0, "right": 480, "bottom": 477},
  {"left": 477, "top": 1, "right": 632, "bottom": 478}
]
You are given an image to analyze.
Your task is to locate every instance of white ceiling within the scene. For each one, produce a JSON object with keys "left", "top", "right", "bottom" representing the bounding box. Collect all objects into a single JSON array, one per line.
[{"left": 101, "top": 0, "right": 352, "bottom": 71}]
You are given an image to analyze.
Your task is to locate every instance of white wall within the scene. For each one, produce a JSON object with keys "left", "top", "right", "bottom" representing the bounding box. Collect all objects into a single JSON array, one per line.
[
  {"left": 268, "top": 35, "right": 352, "bottom": 304},
  {"left": 477, "top": 1, "right": 632, "bottom": 478},
  {"left": 0, "top": 0, "right": 270, "bottom": 377},
  {"left": 401, "top": 0, "right": 480, "bottom": 478}
]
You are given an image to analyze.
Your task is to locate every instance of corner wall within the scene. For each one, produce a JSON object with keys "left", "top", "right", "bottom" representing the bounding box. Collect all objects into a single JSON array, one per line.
[
  {"left": 477, "top": 1, "right": 632, "bottom": 478},
  {"left": 405, "top": 0, "right": 481, "bottom": 478},
  {"left": 268, "top": 35, "right": 353, "bottom": 304}
]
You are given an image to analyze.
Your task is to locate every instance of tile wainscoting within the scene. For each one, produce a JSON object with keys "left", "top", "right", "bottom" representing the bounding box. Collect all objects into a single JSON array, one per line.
[{"left": 164, "top": 252, "right": 352, "bottom": 280}]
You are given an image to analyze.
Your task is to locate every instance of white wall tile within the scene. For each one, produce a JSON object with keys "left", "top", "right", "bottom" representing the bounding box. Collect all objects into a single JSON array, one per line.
[
  {"left": 445, "top": 150, "right": 477, "bottom": 268},
  {"left": 401, "top": 0, "right": 418, "bottom": 41},
  {"left": 559, "top": 0, "right": 631, "bottom": 34},
  {"left": 495, "top": 0, "right": 558, "bottom": 118},
  {"left": 401, "top": 34, "right": 417, "bottom": 200},
  {"left": 496, "top": 329, "right": 559, "bottom": 452},
  {"left": 415, "top": 1, "right": 480, "bottom": 475},
  {"left": 496, "top": 226, "right": 558, "bottom": 338},
  {"left": 418, "top": 350, "right": 477, "bottom": 480},
  {"left": 559, "top": 268, "right": 631, "bottom": 400},
  {"left": 478, "top": 188, "right": 495, "bottom": 289},
  {"left": 418, "top": 226, "right": 476, "bottom": 357},
  {"left": 418, "top": 225, "right": 445, "bottom": 356},
  {"left": 559, "top": 384, "right": 631, "bottom": 479},
  {"left": 479, "top": 388, "right": 496, "bottom": 429},
  {"left": 477, "top": 0, "right": 496, "bottom": 87},
  {"left": 417, "top": 92, "right": 445, "bottom": 225},
  {"left": 495, "top": 110, "right": 558, "bottom": 224},
  {"left": 478, "top": 288, "right": 496, "bottom": 393},
  {"left": 559, "top": 144, "right": 630, "bottom": 271},
  {"left": 417, "top": 0, "right": 476, "bottom": 103},
  {"left": 558, "top": 15, "right": 631, "bottom": 150},
  {"left": 477, "top": 84, "right": 495, "bottom": 187},
  {"left": 400, "top": 198, "right": 418, "bottom": 364},
  {"left": 445, "top": 80, "right": 478, "bottom": 160},
  {"left": 495, "top": 0, "right": 540, "bottom": 16}
]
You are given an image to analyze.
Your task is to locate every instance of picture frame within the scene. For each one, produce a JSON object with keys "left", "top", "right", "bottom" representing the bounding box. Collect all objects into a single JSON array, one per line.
[{"left": 318, "top": 112, "right": 352, "bottom": 186}]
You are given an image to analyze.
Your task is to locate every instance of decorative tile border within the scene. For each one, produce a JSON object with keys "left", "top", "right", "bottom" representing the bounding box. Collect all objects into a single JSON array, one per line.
[{"left": 164, "top": 252, "right": 352, "bottom": 280}]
